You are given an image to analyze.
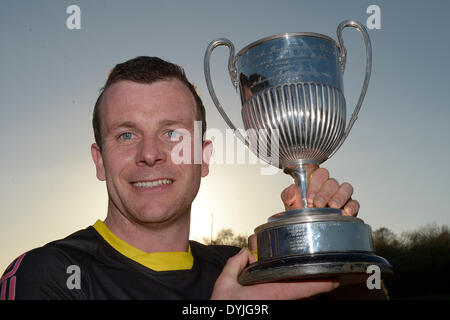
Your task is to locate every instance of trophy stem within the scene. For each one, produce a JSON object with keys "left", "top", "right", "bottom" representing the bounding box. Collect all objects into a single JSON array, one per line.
[{"left": 284, "top": 162, "right": 319, "bottom": 208}]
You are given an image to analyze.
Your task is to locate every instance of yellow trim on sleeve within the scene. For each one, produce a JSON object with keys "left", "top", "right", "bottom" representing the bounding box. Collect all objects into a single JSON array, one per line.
[{"left": 93, "top": 220, "right": 193, "bottom": 271}]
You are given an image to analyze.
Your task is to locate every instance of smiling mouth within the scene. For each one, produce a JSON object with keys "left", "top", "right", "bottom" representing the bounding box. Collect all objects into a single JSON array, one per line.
[{"left": 132, "top": 179, "right": 173, "bottom": 188}]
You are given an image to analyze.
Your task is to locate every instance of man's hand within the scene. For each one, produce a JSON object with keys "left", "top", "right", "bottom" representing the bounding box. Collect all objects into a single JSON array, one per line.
[
  {"left": 211, "top": 167, "right": 357, "bottom": 299},
  {"left": 281, "top": 167, "right": 359, "bottom": 216},
  {"left": 210, "top": 248, "right": 339, "bottom": 300}
]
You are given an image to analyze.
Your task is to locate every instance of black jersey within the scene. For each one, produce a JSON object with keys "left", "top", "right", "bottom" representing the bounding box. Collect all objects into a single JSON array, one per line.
[{"left": 0, "top": 220, "right": 240, "bottom": 300}]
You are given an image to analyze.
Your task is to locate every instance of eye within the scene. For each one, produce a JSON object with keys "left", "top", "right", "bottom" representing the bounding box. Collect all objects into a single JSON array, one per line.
[
  {"left": 119, "top": 132, "right": 134, "bottom": 140},
  {"left": 166, "top": 130, "right": 182, "bottom": 140}
]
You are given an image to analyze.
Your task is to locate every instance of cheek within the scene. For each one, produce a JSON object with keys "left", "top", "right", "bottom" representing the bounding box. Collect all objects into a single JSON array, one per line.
[
  {"left": 170, "top": 136, "right": 197, "bottom": 161},
  {"left": 177, "top": 164, "right": 202, "bottom": 186},
  {"left": 103, "top": 148, "right": 136, "bottom": 179},
  {"left": 187, "top": 166, "right": 202, "bottom": 195}
]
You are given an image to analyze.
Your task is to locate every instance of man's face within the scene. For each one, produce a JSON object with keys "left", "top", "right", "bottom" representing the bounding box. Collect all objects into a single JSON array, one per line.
[{"left": 91, "top": 79, "right": 211, "bottom": 226}]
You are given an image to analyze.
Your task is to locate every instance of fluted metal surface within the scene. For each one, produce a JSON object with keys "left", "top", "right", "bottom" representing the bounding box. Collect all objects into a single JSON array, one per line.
[
  {"left": 242, "top": 82, "right": 346, "bottom": 167},
  {"left": 204, "top": 21, "right": 372, "bottom": 169}
]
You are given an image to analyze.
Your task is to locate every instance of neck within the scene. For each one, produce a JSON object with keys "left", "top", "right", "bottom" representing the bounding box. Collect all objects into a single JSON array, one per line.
[{"left": 103, "top": 206, "right": 191, "bottom": 253}]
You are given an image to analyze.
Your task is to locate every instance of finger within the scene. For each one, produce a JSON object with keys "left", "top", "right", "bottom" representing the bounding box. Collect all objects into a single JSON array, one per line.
[
  {"left": 306, "top": 168, "right": 330, "bottom": 206},
  {"left": 248, "top": 234, "right": 257, "bottom": 253},
  {"left": 328, "top": 182, "right": 354, "bottom": 209},
  {"left": 314, "top": 178, "right": 339, "bottom": 208},
  {"left": 219, "top": 248, "right": 254, "bottom": 280},
  {"left": 343, "top": 199, "right": 360, "bottom": 216},
  {"left": 210, "top": 249, "right": 254, "bottom": 300},
  {"left": 281, "top": 184, "right": 304, "bottom": 210}
]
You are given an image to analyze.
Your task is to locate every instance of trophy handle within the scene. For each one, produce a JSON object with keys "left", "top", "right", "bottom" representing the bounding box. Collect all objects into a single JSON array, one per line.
[
  {"left": 204, "top": 38, "right": 250, "bottom": 148},
  {"left": 329, "top": 20, "right": 372, "bottom": 159}
]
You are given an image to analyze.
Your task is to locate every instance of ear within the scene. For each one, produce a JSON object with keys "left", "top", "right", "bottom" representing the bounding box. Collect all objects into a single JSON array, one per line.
[
  {"left": 91, "top": 143, "right": 106, "bottom": 181},
  {"left": 200, "top": 139, "right": 213, "bottom": 178}
]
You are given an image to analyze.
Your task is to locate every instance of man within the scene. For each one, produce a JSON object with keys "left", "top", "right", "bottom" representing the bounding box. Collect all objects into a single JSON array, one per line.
[{"left": 1, "top": 57, "right": 360, "bottom": 300}]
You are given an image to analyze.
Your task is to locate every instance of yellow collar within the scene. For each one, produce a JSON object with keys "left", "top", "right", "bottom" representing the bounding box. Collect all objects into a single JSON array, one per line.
[{"left": 93, "top": 220, "right": 193, "bottom": 271}]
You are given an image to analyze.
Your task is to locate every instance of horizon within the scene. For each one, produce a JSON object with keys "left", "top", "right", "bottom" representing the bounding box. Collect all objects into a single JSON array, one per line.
[{"left": 1, "top": 0, "right": 450, "bottom": 273}]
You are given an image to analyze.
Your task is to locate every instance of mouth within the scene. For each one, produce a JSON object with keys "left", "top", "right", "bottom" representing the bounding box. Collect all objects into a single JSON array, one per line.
[{"left": 131, "top": 179, "right": 174, "bottom": 189}]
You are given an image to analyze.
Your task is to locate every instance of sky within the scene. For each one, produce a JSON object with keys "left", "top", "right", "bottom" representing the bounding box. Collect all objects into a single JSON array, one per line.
[{"left": 1, "top": 0, "right": 449, "bottom": 273}]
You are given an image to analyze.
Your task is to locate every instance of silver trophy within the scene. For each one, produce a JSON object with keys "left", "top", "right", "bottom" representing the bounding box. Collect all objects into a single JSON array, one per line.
[{"left": 204, "top": 20, "right": 392, "bottom": 285}]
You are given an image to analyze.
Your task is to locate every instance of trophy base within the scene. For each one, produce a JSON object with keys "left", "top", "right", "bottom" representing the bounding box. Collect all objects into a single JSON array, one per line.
[
  {"left": 239, "top": 208, "right": 393, "bottom": 286},
  {"left": 238, "top": 251, "right": 393, "bottom": 285}
]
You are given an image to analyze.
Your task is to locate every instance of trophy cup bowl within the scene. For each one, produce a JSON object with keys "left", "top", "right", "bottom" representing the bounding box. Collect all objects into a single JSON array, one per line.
[{"left": 204, "top": 20, "right": 393, "bottom": 285}]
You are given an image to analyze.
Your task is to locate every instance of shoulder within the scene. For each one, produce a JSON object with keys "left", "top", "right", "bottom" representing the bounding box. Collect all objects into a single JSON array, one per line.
[
  {"left": 1, "top": 227, "right": 97, "bottom": 300},
  {"left": 189, "top": 241, "right": 241, "bottom": 266}
]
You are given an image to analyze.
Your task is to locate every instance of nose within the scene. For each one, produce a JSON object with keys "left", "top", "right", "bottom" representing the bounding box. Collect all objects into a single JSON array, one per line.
[{"left": 136, "top": 135, "right": 167, "bottom": 167}]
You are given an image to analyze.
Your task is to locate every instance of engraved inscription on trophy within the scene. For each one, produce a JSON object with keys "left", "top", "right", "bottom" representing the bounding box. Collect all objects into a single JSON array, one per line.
[{"left": 286, "top": 225, "right": 309, "bottom": 253}]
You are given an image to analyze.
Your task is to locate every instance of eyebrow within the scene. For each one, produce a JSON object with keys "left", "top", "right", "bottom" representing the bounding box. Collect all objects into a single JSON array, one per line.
[
  {"left": 158, "top": 119, "right": 190, "bottom": 127},
  {"left": 109, "top": 121, "right": 137, "bottom": 131},
  {"left": 108, "top": 119, "right": 191, "bottom": 132}
]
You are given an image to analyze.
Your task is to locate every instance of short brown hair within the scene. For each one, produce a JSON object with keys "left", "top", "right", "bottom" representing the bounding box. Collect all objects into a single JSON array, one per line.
[{"left": 92, "top": 56, "right": 206, "bottom": 149}]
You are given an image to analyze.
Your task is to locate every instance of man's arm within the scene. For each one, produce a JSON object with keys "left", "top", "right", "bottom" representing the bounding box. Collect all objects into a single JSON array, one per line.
[{"left": 1, "top": 247, "right": 86, "bottom": 300}]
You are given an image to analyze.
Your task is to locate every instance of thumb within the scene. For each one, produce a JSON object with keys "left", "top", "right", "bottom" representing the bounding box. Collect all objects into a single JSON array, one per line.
[
  {"left": 281, "top": 184, "right": 304, "bottom": 210},
  {"left": 220, "top": 248, "right": 254, "bottom": 279}
]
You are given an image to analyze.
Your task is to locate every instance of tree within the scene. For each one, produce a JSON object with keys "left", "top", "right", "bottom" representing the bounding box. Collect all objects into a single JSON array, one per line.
[
  {"left": 203, "top": 228, "right": 248, "bottom": 248},
  {"left": 373, "top": 227, "right": 398, "bottom": 247},
  {"left": 372, "top": 224, "right": 450, "bottom": 299}
]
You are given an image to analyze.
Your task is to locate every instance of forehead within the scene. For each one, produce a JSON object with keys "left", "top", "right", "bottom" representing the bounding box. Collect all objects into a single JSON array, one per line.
[{"left": 100, "top": 79, "right": 197, "bottom": 129}]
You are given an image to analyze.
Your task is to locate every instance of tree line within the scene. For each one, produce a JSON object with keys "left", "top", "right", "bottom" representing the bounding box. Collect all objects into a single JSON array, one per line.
[{"left": 372, "top": 224, "right": 450, "bottom": 299}]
